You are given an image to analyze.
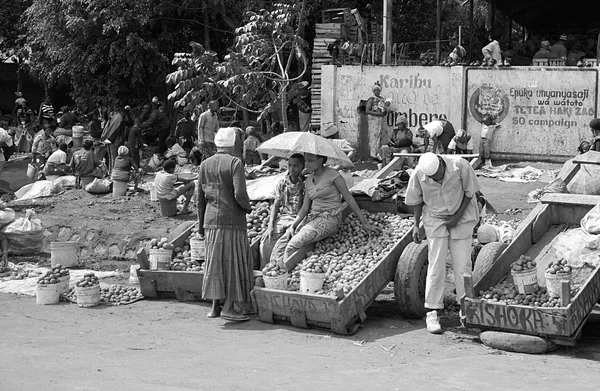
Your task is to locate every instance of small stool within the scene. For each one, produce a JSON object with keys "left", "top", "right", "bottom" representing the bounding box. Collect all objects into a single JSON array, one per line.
[{"left": 159, "top": 198, "right": 178, "bottom": 217}]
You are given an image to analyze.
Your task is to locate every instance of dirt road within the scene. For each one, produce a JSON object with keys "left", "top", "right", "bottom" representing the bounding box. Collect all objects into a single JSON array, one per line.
[{"left": 1, "top": 294, "right": 599, "bottom": 391}]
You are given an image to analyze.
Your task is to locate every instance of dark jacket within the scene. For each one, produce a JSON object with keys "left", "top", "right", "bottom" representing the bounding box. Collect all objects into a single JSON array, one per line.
[
  {"left": 197, "top": 152, "right": 251, "bottom": 230},
  {"left": 141, "top": 108, "right": 170, "bottom": 132}
]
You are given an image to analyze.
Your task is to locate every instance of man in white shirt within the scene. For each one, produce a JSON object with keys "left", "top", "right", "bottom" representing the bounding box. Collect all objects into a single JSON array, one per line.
[
  {"left": 197, "top": 100, "right": 220, "bottom": 158},
  {"left": 44, "top": 142, "right": 70, "bottom": 177}
]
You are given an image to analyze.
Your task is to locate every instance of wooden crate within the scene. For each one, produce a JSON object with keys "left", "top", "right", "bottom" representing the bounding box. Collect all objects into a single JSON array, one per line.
[
  {"left": 252, "top": 202, "right": 414, "bottom": 335},
  {"left": 462, "top": 193, "right": 600, "bottom": 345},
  {"left": 315, "top": 23, "right": 346, "bottom": 39},
  {"left": 322, "top": 8, "right": 352, "bottom": 24}
]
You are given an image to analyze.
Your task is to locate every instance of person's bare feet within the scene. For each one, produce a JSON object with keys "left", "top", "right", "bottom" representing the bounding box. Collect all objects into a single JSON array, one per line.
[{"left": 207, "top": 308, "right": 221, "bottom": 318}]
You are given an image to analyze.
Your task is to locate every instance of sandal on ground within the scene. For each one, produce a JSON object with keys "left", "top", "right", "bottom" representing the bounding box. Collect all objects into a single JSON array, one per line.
[{"left": 221, "top": 314, "right": 250, "bottom": 322}]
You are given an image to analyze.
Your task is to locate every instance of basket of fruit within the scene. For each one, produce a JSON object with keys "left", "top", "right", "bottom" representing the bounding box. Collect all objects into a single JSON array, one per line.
[
  {"left": 148, "top": 237, "right": 174, "bottom": 270},
  {"left": 75, "top": 272, "right": 101, "bottom": 307},
  {"left": 510, "top": 255, "right": 538, "bottom": 294},
  {"left": 261, "top": 262, "right": 289, "bottom": 290},
  {"left": 299, "top": 259, "right": 327, "bottom": 294},
  {"left": 545, "top": 259, "right": 572, "bottom": 297},
  {"left": 36, "top": 271, "right": 62, "bottom": 305}
]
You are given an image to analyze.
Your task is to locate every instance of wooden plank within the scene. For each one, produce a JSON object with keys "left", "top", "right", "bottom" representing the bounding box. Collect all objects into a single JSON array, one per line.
[
  {"left": 393, "top": 152, "right": 479, "bottom": 159},
  {"left": 136, "top": 248, "right": 150, "bottom": 270},
  {"left": 564, "top": 265, "right": 600, "bottom": 335},
  {"left": 138, "top": 270, "right": 204, "bottom": 300},
  {"left": 541, "top": 193, "right": 600, "bottom": 207},
  {"left": 464, "top": 274, "right": 475, "bottom": 298},
  {"left": 561, "top": 281, "right": 571, "bottom": 307}
]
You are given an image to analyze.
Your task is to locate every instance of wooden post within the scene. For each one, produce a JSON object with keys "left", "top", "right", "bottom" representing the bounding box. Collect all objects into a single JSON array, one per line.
[
  {"left": 560, "top": 280, "right": 571, "bottom": 307},
  {"left": 383, "top": 0, "right": 393, "bottom": 65},
  {"left": 458, "top": 25, "right": 462, "bottom": 46},
  {"left": 436, "top": 0, "right": 442, "bottom": 63},
  {"left": 469, "top": 0, "right": 474, "bottom": 61},
  {"left": 463, "top": 274, "right": 475, "bottom": 298}
]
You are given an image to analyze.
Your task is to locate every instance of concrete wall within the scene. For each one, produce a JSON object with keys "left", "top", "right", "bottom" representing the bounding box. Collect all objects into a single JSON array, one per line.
[{"left": 321, "top": 65, "right": 599, "bottom": 162}]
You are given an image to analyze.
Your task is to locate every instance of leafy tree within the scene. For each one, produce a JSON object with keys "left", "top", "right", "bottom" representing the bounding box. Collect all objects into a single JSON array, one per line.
[{"left": 168, "top": 1, "right": 309, "bottom": 131}]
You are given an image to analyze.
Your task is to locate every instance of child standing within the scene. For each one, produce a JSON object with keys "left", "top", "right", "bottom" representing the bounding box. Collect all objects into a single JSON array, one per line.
[
  {"left": 244, "top": 126, "right": 262, "bottom": 165},
  {"left": 479, "top": 114, "right": 500, "bottom": 167}
]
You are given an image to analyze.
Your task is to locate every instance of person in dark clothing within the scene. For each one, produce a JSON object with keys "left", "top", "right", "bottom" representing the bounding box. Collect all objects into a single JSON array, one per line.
[
  {"left": 87, "top": 110, "right": 103, "bottom": 139},
  {"left": 59, "top": 106, "right": 79, "bottom": 129},
  {"left": 229, "top": 120, "right": 245, "bottom": 160},
  {"left": 126, "top": 117, "right": 143, "bottom": 167},
  {"left": 141, "top": 103, "right": 171, "bottom": 154},
  {"left": 175, "top": 111, "right": 196, "bottom": 151}
]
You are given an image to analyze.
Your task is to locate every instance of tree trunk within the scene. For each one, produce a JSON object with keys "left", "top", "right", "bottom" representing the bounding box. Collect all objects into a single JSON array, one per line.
[
  {"left": 203, "top": 4, "right": 211, "bottom": 50},
  {"left": 281, "top": 82, "right": 289, "bottom": 132}
]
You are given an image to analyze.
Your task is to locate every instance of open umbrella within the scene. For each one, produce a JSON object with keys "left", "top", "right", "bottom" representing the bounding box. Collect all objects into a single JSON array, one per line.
[{"left": 257, "top": 132, "right": 354, "bottom": 168}]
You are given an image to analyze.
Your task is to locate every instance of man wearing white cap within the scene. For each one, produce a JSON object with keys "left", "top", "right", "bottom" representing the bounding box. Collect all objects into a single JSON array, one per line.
[
  {"left": 549, "top": 34, "right": 568, "bottom": 60},
  {"left": 405, "top": 152, "right": 480, "bottom": 334}
]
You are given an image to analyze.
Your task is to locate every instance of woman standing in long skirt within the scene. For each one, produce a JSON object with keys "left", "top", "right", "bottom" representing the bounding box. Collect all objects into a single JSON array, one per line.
[{"left": 197, "top": 127, "right": 253, "bottom": 321}]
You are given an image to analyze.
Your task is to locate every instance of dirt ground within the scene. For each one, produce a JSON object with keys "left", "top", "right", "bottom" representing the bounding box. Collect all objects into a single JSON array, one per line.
[{"left": 1, "top": 158, "right": 600, "bottom": 390}]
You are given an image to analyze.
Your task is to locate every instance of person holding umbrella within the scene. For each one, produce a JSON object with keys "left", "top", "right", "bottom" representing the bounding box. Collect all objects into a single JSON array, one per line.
[{"left": 259, "top": 132, "right": 379, "bottom": 268}]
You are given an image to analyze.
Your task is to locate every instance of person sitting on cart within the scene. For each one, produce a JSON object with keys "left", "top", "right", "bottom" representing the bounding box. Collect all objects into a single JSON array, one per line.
[
  {"left": 270, "top": 153, "right": 378, "bottom": 270},
  {"left": 405, "top": 152, "right": 481, "bottom": 334},
  {"left": 260, "top": 154, "right": 305, "bottom": 268},
  {"left": 154, "top": 159, "right": 195, "bottom": 215}
]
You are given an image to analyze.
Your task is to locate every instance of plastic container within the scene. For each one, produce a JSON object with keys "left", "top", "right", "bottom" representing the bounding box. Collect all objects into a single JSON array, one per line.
[
  {"left": 147, "top": 182, "right": 158, "bottom": 202},
  {"left": 50, "top": 241, "right": 78, "bottom": 267},
  {"left": 263, "top": 272, "right": 289, "bottom": 290},
  {"left": 76, "top": 285, "right": 101, "bottom": 307},
  {"left": 58, "top": 275, "right": 70, "bottom": 295},
  {"left": 112, "top": 181, "right": 127, "bottom": 197},
  {"left": 159, "top": 198, "right": 178, "bottom": 217},
  {"left": 72, "top": 126, "right": 84, "bottom": 148},
  {"left": 149, "top": 248, "right": 173, "bottom": 270},
  {"left": 545, "top": 271, "right": 572, "bottom": 298},
  {"left": 300, "top": 271, "right": 326, "bottom": 294},
  {"left": 190, "top": 237, "right": 205, "bottom": 260},
  {"left": 36, "top": 284, "right": 60, "bottom": 305},
  {"left": 129, "top": 265, "right": 141, "bottom": 284},
  {"left": 511, "top": 267, "right": 538, "bottom": 294}
]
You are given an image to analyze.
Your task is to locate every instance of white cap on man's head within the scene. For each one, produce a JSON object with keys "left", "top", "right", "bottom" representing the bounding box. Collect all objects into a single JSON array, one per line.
[{"left": 417, "top": 152, "right": 440, "bottom": 176}]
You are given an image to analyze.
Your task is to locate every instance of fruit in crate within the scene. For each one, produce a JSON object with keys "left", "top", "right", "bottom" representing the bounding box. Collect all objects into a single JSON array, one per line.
[
  {"left": 545, "top": 259, "right": 572, "bottom": 274},
  {"left": 246, "top": 201, "right": 273, "bottom": 239},
  {"left": 75, "top": 272, "right": 100, "bottom": 287},
  {"left": 478, "top": 281, "right": 569, "bottom": 308},
  {"left": 169, "top": 258, "right": 204, "bottom": 272},
  {"left": 510, "top": 255, "right": 536, "bottom": 272},
  {"left": 262, "top": 262, "right": 287, "bottom": 277},
  {"left": 100, "top": 285, "right": 143, "bottom": 304},
  {"left": 149, "top": 237, "right": 174, "bottom": 250},
  {"left": 287, "top": 211, "right": 413, "bottom": 297}
]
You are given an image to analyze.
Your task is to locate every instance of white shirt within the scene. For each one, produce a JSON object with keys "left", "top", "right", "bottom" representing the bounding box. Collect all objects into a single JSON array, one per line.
[
  {"left": 46, "top": 149, "right": 67, "bottom": 165},
  {"left": 481, "top": 124, "right": 499, "bottom": 139},
  {"left": 0, "top": 128, "right": 14, "bottom": 147}
]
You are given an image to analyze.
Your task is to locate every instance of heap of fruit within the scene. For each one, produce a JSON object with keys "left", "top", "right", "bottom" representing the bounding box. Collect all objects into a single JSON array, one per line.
[
  {"left": 478, "top": 280, "right": 573, "bottom": 307},
  {"left": 100, "top": 285, "right": 144, "bottom": 304},
  {"left": 246, "top": 201, "right": 273, "bottom": 239},
  {"left": 262, "top": 262, "right": 287, "bottom": 278},
  {"left": 76, "top": 272, "right": 100, "bottom": 288},
  {"left": 167, "top": 244, "right": 203, "bottom": 271},
  {"left": 546, "top": 259, "right": 572, "bottom": 275},
  {"left": 149, "top": 237, "right": 174, "bottom": 251},
  {"left": 510, "top": 255, "right": 536, "bottom": 272},
  {"left": 287, "top": 211, "right": 413, "bottom": 297},
  {"left": 37, "top": 264, "right": 69, "bottom": 285}
]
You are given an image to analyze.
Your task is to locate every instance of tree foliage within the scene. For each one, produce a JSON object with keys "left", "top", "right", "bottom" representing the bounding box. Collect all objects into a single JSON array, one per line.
[
  {"left": 0, "top": 0, "right": 30, "bottom": 60},
  {"left": 167, "top": 1, "right": 309, "bottom": 130}
]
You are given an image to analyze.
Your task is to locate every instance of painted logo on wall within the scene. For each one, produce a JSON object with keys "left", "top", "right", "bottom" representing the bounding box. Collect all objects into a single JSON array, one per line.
[{"left": 468, "top": 83, "right": 510, "bottom": 123}]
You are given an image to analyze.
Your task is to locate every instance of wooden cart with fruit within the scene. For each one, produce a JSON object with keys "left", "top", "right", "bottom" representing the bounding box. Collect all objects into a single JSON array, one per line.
[
  {"left": 252, "top": 199, "right": 420, "bottom": 335},
  {"left": 461, "top": 193, "right": 600, "bottom": 345}
]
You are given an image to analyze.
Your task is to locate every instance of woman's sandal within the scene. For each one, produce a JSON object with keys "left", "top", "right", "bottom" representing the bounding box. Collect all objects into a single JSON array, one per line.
[{"left": 221, "top": 314, "right": 250, "bottom": 322}]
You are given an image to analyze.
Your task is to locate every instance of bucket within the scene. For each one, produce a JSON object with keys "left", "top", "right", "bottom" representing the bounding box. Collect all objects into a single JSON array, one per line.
[
  {"left": 511, "top": 267, "right": 538, "bottom": 294},
  {"left": 36, "top": 284, "right": 60, "bottom": 305},
  {"left": 149, "top": 248, "right": 173, "bottom": 270},
  {"left": 50, "top": 242, "right": 78, "bottom": 267},
  {"left": 545, "top": 271, "right": 572, "bottom": 298},
  {"left": 190, "top": 238, "right": 205, "bottom": 260},
  {"left": 148, "top": 182, "right": 158, "bottom": 202},
  {"left": 27, "top": 163, "right": 38, "bottom": 180},
  {"left": 263, "top": 272, "right": 289, "bottom": 290},
  {"left": 76, "top": 285, "right": 101, "bottom": 307},
  {"left": 112, "top": 181, "right": 127, "bottom": 197},
  {"left": 159, "top": 198, "right": 178, "bottom": 217},
  {"left": 58, "top": 275, "right": 71, "bottom": 294},
  {"left": 72, "top": 126, "right": 84, "bottom": 148},
  {"left": 299, "top": 271, "right": 326, "bottom": 294},
  {"left": 129, "top": 265, "right": 140, "bottom": 284}
]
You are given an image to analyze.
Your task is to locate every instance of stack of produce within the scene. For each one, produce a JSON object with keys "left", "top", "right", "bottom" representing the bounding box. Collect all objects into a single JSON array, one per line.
[
  {"left": 167, "top": 245, "right": 203, "bottom": 271},
  {"left": 545, "top": 259, "right": 572, "bottom": 275},
  {"left": 262, "top": 262, "right": 288, "bottom": 277},
  {"left": 100, "top": 285, "right": 144, "bottom": 304},
  {"left": 477, "top": 280, "right": 573, "bottom": 308},
  {"left": 510, "top": 255, "right": 536, "bottom": 272},
  {"left": 149, "top": 237, "right": 174, "bottom": 251},
  {"left": 76, "top": 272, "right": 100, "bottom": 288},
  {"left": 287, "top": 211, "right": 413, "bottom": 297},
  {"left": 37, "top": 268, "right": 64, "bottom": 286},
  {"left": 246, "top": 201, "right": 273, "bottom": 239}
]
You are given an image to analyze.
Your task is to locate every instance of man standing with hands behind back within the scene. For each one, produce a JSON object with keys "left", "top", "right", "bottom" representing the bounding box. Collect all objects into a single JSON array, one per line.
[
  {"left": 404, "top": 152, "right": 480, "bottom": 334},
  {"left": 197, "top": 100, "right": 220, "bottom": 158}
]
